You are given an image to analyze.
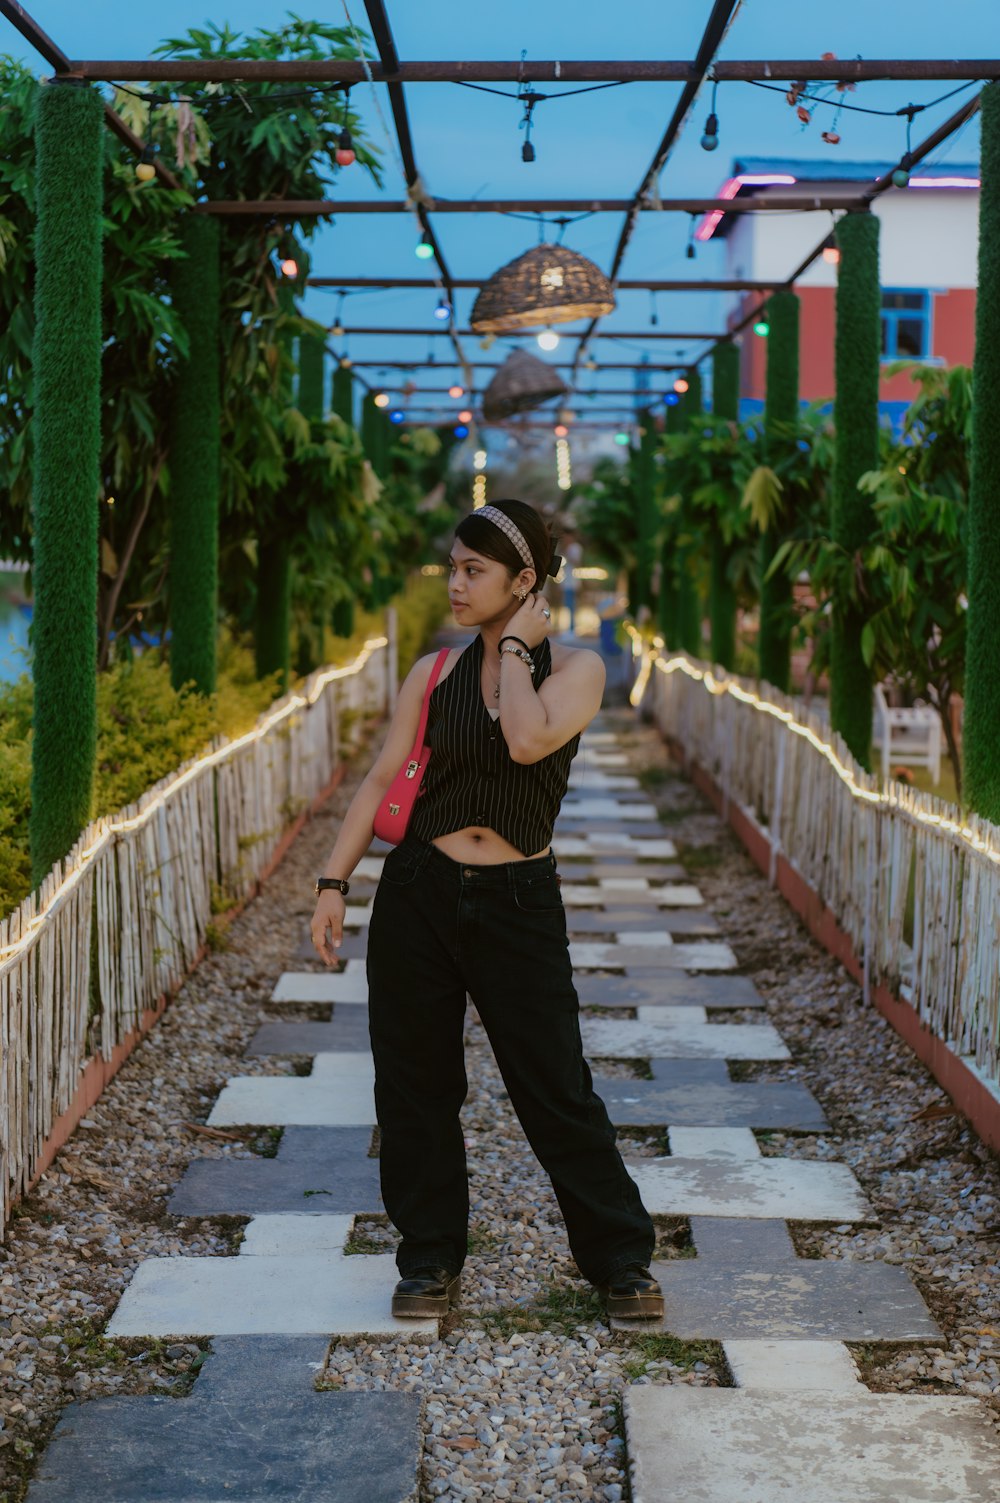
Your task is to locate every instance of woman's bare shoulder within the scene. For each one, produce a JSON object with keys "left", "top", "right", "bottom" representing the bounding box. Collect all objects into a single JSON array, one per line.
[
  {"left": 549, "top": 641, "right": 605, "bottom": 678},
  {"left": 408, "top": 645, "right": 461, "bottom": 691}
]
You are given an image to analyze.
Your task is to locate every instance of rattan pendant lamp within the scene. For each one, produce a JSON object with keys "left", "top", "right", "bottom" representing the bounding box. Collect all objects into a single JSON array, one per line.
[
  {"left": 470, "top": 242, "right": 616, "bottom": 334},
  {"left": 482, "top": 348, "right": 569, "bottom": 423}
]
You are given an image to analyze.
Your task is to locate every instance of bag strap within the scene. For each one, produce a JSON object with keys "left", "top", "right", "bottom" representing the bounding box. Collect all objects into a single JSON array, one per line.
[{"left": 409, "top": 647, "right": 451, "bottom": 757}]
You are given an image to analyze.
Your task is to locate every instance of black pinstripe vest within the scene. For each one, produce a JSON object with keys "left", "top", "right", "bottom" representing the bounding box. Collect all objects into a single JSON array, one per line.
[{"left": 408, "top": 634, "right": 580, "bottom": 855}]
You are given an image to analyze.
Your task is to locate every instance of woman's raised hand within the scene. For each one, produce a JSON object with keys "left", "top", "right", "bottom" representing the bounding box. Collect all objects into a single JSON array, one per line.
[
  {"left": 311, "top": 890, "right": 346, "bottom": 968},
  {"left": 506, "top": 591, "right": 553, "bottom": 649}
]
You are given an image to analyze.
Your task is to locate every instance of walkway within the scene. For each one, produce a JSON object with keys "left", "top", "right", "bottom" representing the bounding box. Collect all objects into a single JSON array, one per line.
[{"left": 16, "top": 688, "right": 1000, "bottom": 1500}]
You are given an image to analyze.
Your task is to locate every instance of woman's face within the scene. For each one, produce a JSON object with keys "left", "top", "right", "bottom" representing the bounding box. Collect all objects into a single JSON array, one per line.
[{"left": 447, "top": 537, "right": 522, "bottom": 626}]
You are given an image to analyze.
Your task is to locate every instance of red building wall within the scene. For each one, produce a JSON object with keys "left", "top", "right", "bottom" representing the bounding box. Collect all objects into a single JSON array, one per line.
[{"left": 734, "top": 286, "right": 977, "bottom": 407}]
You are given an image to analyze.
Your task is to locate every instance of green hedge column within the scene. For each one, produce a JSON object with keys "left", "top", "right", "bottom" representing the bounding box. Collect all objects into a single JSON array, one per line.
[
  {"left": 676, "top": 371, "right": 703, "bottom": 656},
  {"left": 658, "top": 399, "right": 683, "bottom": 644},
  {"left": 710, "top": 342, "right": 740, "bottom": 669},
  {"left": 831, "top": 211, "right": 881, "bottom": 767},
  {"left": 255, "top": 534, "right": 291, "bottom": 685},
  {"left": 758, "top": 290, "right": 799, "bottom": 691},
  {"left": 298, "top": 332, "right": 325, "bottom": 421},
  {"left": 332, "top": 362, "right": 355, "bottom": 427},
  {"left": 634, "top": 410, "right": 657, "bottom": 616},
  {"left": 966, "top": 84, "right": 1000, "bottom": 818},
  {"left": 169, "top": 215, "right": 221, "bottom": 696},
  {"left": 30, "top": 82, "right": 104, "bottom": 884}
]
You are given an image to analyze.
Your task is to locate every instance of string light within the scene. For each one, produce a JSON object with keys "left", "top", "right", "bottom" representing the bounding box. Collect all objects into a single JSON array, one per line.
[
  {"left": 700, "top": 78, "right": 720, "bottom": 151},
  {"left": 389, "top": 409, "right": 405, "bottom": 423},
  {"left": 554, "top": 424, "right": 568, "bottom": 438},
  {"left": 135, "top": 145, "right": 156, "bottom": 183},
  {"left": 537, "top": 329, "right": 560, "bottom": 352},
  {"left": 753, "top": 317, "right": 770, "bottom": 337},
  {"left": 673, "top": 377, "right": 689, "bottom": 394},
  {"left": 373, "top": 392, "right": 390, "bottom": 408},
  {"left": 434, "top": 296, "right": 452, "bottom": 321},
  {"left": 664, "top": 392, "right": 681, "bottom": 407},
  {"left": 280, "top": 258, "right": 298, "bottom": 277},
  {"left": 0, "top": 637, "right": 390, "bottom": 969},
  {"left": 614, "top": 431, "right": 630, "bottom": 446},
  {"left": 458, "top": 408, "right": 473, "bottom": 422},
  {"left": 555, "top": 436, "right": 572, "bottom": 491},
  {"left": 415, "top": 231, "right": 434, "bottom": 260},
  {"left": 454, "top": 423, "right": 469, "bottom": 438},
  {"left": 449, "top": 384, "right": 465, "bottom": 399},
  {"left": 822, "top": 246, "right": 841, "bottom": 264},
  {"left": 473, "top": 471, "right": 487, "bottom": 507}
]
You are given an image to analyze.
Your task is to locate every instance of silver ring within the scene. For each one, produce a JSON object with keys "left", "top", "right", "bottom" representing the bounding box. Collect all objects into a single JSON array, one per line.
[{"left": 542, "top": 607, "right": 551, "bottom": 618}]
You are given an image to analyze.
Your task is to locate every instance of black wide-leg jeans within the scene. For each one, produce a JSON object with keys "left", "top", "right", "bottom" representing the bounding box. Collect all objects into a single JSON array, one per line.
[{"left": 366, "top": 837, "right": 656, "bottom": 1284}]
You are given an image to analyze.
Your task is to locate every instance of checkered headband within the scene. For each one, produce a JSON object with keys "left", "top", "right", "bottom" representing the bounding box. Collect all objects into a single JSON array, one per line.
[{"left": 477, "top": 506, "right": 535, "bottom": 572}]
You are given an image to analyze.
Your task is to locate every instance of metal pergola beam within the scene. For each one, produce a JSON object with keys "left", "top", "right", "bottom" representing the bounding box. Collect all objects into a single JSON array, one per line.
[
  {"left": 49, "top": 58, "right": 1000, "bottom": 84},
  {"left": 345, "top": 361, "right": 688, "bottom": 372},
  {"left": 197, "top": 193, "right": 868, "bottom": 216},
  {"left": 308, "top": 277, "right": 780, "bottom": 291},
  {"left": 323, "top": 326, "right": 723, "bottom": 340}
]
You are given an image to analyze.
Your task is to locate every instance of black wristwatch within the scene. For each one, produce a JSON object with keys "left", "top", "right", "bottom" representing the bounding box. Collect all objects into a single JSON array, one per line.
[{"left": 315, "top": 877, "right": 350, "bottom": 897}]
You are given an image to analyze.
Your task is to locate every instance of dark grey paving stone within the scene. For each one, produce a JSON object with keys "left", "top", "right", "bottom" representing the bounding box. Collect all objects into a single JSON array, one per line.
[
  {"left": 169, "top": 1127, "right": 381, "bottom": 1216},
  {"left": 643, "top": 1253, "right": 942, "bottom": 1342},
  {"left": 594, "top": 1076, "right": 830, "bottom": 1131},
  {"left": 554, "top": 821, "right": 664, "bottom": 837},
  {"left": 197, "top": 1335, "right": 332, "bottom": 1400},
  {"left": 566, "top": 909, "right": 721, "bottom": 937},
  {"left": 578, "top": 974, "right": 765, "bottom": 1010},
  {"left": 27, "top": 1389, "right": 422, "bottom": 1503},
  {"left": 247, "top": 1015, "right": 371, "bottom": 1056},
  {"left": 334, "top": 933, "right": 370, "bottom": 960},
  {"left": 647, "top": 1060, "right": 733, "bottom": 1086},
  {"left": 687, "top": 1216, "right": 798, "bottom": 1261},
  {"left": 555, "top": 861, "right": 688, "bottom": 882}
]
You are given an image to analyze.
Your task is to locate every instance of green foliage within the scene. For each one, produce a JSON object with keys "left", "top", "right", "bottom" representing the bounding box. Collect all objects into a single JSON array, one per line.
[
  {"left": 577, "top": 456, "right": 638, "bottom": 576},
  {"left": 831, "top": 211, "right": 882, "bottom": 767},
  {"left": 759, "top": 290, "right": 800, "bottom": 690},
  {"left": 710, "top": 343, "right": 741, "bottom": 668},
  {"left": 965, "top": 81, "right": 1000, "bottom": 821},
  {"left": 30, "top": 82, "right": 105, "bottom": 884}
]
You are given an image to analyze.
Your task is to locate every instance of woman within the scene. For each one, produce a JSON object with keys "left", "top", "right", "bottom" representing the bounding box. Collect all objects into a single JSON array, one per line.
[{"left": 310, "top": 499, "right": 661, "bottom": 1321}]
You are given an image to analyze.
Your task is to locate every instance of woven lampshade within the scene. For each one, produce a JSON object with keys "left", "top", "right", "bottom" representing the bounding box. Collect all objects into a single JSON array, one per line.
[
  {"left": 471, "top": 242, "right": 616, "bottom": 333},
  {"left": 482, "top": 348, "right": 568, "bottom": 422}
]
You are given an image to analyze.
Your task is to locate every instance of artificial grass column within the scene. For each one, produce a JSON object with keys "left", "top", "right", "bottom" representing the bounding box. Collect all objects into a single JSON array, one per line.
[
  {"left": 758, "top": 290, "right": 799, "bottom": 691},
  {"left": 30, "top": 82, "right": 104, "bottom": 884},
  {"left": 296, "top": 333, "right": 326, "bottom": 674},
  {"left": 634, "top": 409, "right": 657, "bottom": 617},
  {"left": 168, "top": 215, "right": 221, "bottom": 696},
  {"left": 332, "top": 362, "right": 355, "bottom": 427},
  {"left": 676, "top": 370, "right": 703, "bottom": 656},
  {"left": 710, "top": 341, "right": 740, "bottom": 669},
  {"left": 965, "top": 83, "right": 1000, "bottom": 819},
  {"left": 831, "top": 211, "right": 881, "bottom": 767},
  {"left": 254, "top": 535, "right": 291, "bottom": 686},
  {"left": 657, "top": 399, "right": 682, "bottom": 645}
]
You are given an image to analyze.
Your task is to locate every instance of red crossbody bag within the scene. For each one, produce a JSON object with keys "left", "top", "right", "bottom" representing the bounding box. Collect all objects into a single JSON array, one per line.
[{"left": 372, "top": 648, "right": 451, "bottom": 845}]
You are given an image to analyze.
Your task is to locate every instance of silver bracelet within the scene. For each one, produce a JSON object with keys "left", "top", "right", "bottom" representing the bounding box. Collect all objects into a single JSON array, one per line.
[{"left": 500, "top": 643, "right": 535, "bottom": 673}]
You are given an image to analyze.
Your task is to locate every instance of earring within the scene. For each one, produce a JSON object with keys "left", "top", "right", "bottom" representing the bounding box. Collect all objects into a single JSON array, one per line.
[{"left": 512, "top": 587, "right": 528, "bottom": 602}]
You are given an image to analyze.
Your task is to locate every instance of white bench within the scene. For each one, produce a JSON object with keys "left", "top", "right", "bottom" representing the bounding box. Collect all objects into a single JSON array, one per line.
[{"left": 873, "top": 684, "right": 942, "bottom": 784}]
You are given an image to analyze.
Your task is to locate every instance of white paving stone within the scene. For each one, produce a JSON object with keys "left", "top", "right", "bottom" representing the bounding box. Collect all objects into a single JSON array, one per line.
[
  {"left": 208, "top": 1053, "right": 376, "bottom": 1127},
  {"left": 240, "top": 1215, "right": 354, "bottom": 1257},
  {"left": 560, "top": 882, "right": 704, "bottom": 908},
  {"left": 271, "top": 965, "right": 368, "bottom": 1004},
  {"left": 570, "top": 940, "right": 738, "bottom": 971},
  {"left": 353, "top": 856, "right": 385, "bottom": 880},
  {"left": 567, "top": 770, "right": 641, "bottom": 791},
  {"left": 555, "top": 835, "right": 678, "bottom": 858},
  {"left": 668, "top": 1128, "right": 762, "bottom": 1159},
  {"left": 342, "top": 902, "right": 376, "bottom": 929},
  {"left": 723, "top": 1340, "right": 865, "bottom": 1393},
  {"left": 558, "top": 798, "right": 658, "bottom": 820},
  {"left": 107, "top": 1231, "right": 435, "bottom": 1338},
  {"left": 625, "top": 1387, "right": 1000, "bottom": 1502},
  {"left": 579, "top": 1017, "right": 789, "bottom": 1061},
  {"left": 625, "top": 1156, "right": 874, "bottom": 1221}
]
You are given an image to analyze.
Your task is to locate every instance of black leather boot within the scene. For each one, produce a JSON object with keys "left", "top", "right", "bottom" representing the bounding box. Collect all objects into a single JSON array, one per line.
[
  {"left": 391, "top": 1266, "right": 462, "bottom": 1318},
  {"left": 598, "top": 1264, "right": 663, "bottom": 1320}
]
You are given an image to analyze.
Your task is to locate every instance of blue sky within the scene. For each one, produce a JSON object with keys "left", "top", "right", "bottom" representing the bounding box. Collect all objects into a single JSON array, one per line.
[{"left": 2, "top": 2, "right": 990, "bottom": 421}]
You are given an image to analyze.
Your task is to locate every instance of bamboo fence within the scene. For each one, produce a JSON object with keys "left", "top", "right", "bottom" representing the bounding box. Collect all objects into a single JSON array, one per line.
[
  {"left": 0, "top": 634, "right": 392, "bottom": 1230},
  {"left": 641, "top": 642, "right": 1000, "bottom": 1091}
]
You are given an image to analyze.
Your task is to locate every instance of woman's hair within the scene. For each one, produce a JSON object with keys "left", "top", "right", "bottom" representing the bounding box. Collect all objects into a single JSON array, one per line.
[{"left": 454, "top": 498, "right": 557, "bottom": 594}]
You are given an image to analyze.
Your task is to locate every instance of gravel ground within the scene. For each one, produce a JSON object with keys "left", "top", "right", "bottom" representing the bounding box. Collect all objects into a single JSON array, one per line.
[{"left": 2, "top": 707, "right": 999, "bottom": 1501}]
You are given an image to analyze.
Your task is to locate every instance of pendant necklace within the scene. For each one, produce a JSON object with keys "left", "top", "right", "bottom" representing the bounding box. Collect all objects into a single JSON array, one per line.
[{"left": 483, "top": 657, "right": 501, "bottom": 699}]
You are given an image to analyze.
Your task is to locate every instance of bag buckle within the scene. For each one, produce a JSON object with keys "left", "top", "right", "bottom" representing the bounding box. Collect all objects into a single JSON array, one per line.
[
  {"left": 389, "top": 803, "right": 400, "bottom": 816},
  {"left": 404, "top": 759, "right": 420, "bottom": 779}
]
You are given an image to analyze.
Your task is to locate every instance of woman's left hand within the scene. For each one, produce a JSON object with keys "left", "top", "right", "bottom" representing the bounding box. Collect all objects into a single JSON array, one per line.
[{"left": 506, "top": 592, "right": 554, "bottom": 650}]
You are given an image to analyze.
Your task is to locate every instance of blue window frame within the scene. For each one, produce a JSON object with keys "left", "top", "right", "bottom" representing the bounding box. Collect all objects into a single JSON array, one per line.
[{"left": 881, "top": 289, "right": 931, "bottom": 360}]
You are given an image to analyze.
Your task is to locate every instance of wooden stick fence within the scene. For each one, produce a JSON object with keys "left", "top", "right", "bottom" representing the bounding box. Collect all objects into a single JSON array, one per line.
[
  {"left": 639, "top": 640, "right": 1000, "bottom": 1090},
  {"left": 0, "top": 634, "right": 392, "bottom": 1230}
]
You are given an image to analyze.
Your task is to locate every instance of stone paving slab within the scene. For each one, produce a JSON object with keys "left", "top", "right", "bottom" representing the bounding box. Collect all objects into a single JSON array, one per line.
[
  {"left": 561, "top": 882, "right": 704, "bottom": 907},
  {"left": 248, "top": 1014, "right": 371, "bottom": 1055},
  {"left": 208, "top": 1053, "right": 375, "bottom": 1127},
  {"left": 625, "top": 1157, "right": 876, "bottom": 1222},
  {"left": 580, "top": 1017, "right": 790, "bottom": 1061},
  {"left": 557, "top": 798, "right": 657, "bottom": 820},
  {"left": 624, "top": 1388, "right": 1000, "bottom": 1502},
  {"left": 593, "top": 1075, "right": 830, "bottom": 1131},
  {"left": 565, "top": 909, "right": 721, "bottom": 936},
  {"left": 577, "top": 974, "right": 765, "bottom": 1010},
  {"left": 723, "top": 1340, "right": 865, "bottom": 1392},
  {"left": 567, "top": 771, "right": 641, "bottom": 790},
  {"left": 618, "top": 1257, "right": 942, "bottom": 1342},
  {"left": 688, "top": 1216, "right": 798, "bottom": 1262},
  {"left": 108, "top": 1215, "right": 434, "bottom": 1338},
  {"left": 27, "top": 1389, "right": 423, "bottom": 1503},
  {"left": 556, "top": 861, "right": 688, "bottom": 883},
  {"left": 553, "top": 836, "right": 678, "bottom": 858},
  {"left": 272, "top": 966, "right": 368, "bottom": 1004},
  {"left": 570, "top": 940, "right": 738, "bottom": 971},
  {"left": 169, "top": 1127, "right": 382, "bottom": 1216}
]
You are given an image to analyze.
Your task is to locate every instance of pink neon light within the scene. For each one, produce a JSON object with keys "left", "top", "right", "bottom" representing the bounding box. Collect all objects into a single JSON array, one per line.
[
  {"left": 695, "top": 174, "right": 798, "bottom": 241},
  {"left": 907, "top": 175, "right": 981, "bottom": 189}
]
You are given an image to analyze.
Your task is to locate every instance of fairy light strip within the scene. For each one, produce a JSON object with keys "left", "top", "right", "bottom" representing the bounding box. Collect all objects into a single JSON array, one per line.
[
  {"left": 624, "top": 625, "right": 1000, "bottom": 865},
  {"left": 0, "top": 637, "right": 388, "bottom": 968}
]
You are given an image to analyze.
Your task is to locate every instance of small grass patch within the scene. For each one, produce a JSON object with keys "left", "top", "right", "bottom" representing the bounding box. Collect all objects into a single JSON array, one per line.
[
  {"left": 637, "top": 766, "right": 670, "bottom": 789},
  {"left": 678, "top": 844, "right": 725, "bottom": 871},
  {"left": 247, "top": 1126, "right": 283, "bottom": 1158},
  {"left": 471, "top": 1279, "right": 605, "bottom": 1338},
  {"left": 657, "top": 804, "right": 708, "bottom": 825},
  {"left": 580, "top": 1004, "right": 638, "bottom": 1019},
  {"left": 619, "top": 1332, "right": 727, "bottom": 1380}
]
